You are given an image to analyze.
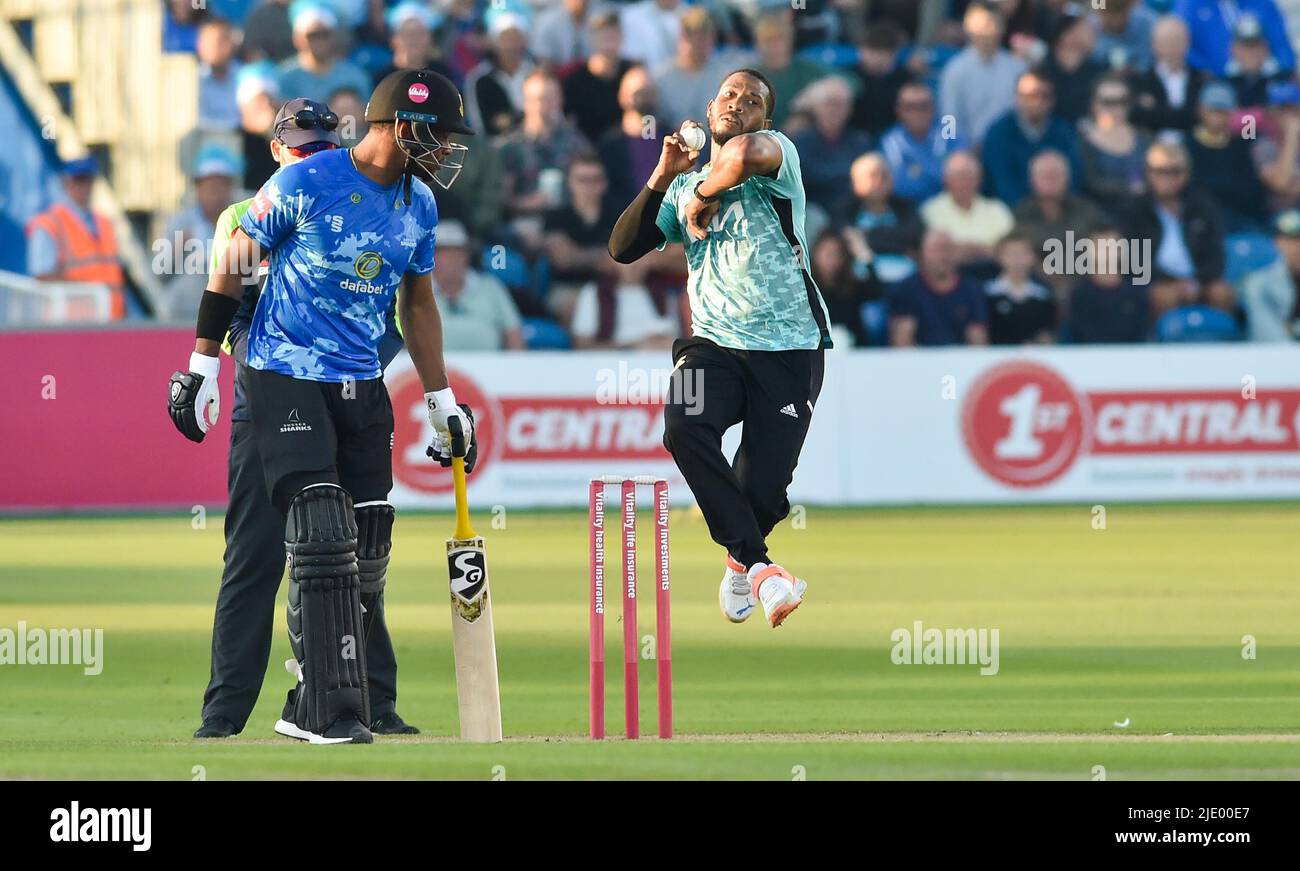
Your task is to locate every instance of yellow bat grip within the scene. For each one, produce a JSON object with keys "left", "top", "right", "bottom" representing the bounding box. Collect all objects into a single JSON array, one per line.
[{"left": 452, "top": 455, "right": 475, "bottom": 539}]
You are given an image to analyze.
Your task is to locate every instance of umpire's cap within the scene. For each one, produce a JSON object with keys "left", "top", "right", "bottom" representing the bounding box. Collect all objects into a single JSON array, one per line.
[
  {"left": 365, "top": 69, "right": 475, "bottom": 135},
  {"left": 274, "top": 97, "right": 343, "bottom": 148}
]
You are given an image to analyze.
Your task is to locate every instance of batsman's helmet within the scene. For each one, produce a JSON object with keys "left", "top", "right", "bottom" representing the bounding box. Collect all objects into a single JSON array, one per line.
[{"left": 366, "top": 69, "right": 473, "bottom": 189}]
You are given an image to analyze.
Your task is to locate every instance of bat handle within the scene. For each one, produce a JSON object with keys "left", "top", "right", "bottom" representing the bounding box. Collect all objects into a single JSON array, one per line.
[
  {"left": 452, "top": 455, "right": 474, "bottom": 540},
  {"left": 448, "top": 415, "right": 467, "bottom": 458}
]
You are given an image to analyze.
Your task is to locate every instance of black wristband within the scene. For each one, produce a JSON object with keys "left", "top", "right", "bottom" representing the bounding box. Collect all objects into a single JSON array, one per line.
[
  {"left": 608, "top": 185, "right": 668, "bottom": 263},
  {"left": 195, "top": 291, "right": 241, "bottom": 342},
  {"left": 693, "top": 180, "right": 719, "bottom": 204}
]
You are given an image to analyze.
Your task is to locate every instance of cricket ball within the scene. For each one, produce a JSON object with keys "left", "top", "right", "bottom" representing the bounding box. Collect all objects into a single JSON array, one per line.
[{"left": 679, "top": 125, "right": 706, "bottom": 152}]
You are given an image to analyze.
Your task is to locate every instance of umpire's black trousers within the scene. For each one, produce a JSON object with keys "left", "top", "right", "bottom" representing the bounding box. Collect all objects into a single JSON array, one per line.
[
  {"left": 200, "top": 378, "right": 400, "bottom": 731},
  {"left": 662, "top": 337, "right": 824, "bottom": 569}
]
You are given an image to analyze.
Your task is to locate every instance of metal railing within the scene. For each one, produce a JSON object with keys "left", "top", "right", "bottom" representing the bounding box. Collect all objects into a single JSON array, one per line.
[{"left": 0, "top": 269, "right": 112, "bottom": 325}]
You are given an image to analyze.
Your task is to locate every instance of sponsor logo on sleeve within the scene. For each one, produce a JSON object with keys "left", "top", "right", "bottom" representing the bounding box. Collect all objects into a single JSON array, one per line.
[{"left": 250, "top": 190, "right": 273, "bottom": 220}]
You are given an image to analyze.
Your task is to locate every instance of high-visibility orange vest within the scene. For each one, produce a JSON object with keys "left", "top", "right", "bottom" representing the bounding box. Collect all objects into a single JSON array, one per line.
[{"left": 26, "top": 202, "right": 126, "bottom": 319}]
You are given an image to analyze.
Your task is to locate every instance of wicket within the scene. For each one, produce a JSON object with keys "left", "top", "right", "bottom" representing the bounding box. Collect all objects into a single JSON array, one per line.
[{"left": 588, "top": 475, "right": 671, "bottom": 740}]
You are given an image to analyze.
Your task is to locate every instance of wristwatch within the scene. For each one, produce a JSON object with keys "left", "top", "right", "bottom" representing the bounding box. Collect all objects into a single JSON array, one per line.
[{"left": 693, "top": 180, "right": 720, "bottom": 204}]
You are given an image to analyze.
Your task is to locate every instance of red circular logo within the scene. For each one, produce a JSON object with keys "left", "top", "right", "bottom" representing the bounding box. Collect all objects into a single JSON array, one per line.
[
  {"left": 407, "top": 83, "right": 430, "bottom": 104},
  {"left": 961, "top": 361, "right": 1089, "bottom": 488},
  {"left": 390, "top": 367, "right": 496, "bottom": 495}
]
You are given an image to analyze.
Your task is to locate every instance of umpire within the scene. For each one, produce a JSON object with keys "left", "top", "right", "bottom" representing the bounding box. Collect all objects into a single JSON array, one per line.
[
  {"left": 170, "top": 71, "right": 477, "bottom": 745},
  {"left": 187, "top": 98, "right": 417, "bottom": 740}
]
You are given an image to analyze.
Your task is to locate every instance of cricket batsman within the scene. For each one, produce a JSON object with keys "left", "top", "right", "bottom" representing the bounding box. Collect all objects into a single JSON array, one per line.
[
  {"left": 186, "top": 97, "right": 419, "bottom": 740},
  {"left": 168, "top": 70, "right": 477, "bottom": 744},
  {"left": 608, "top": 69, "right": 831, "bottom": 629}
]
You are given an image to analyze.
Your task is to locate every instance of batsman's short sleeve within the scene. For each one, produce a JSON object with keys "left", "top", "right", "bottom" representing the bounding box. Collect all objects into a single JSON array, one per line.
[
  {"left": 238, "top": 164, "right": 308, "bottom": 251},
  {"left": 655, "top": 176, "right": 684, "bottom": 248},
  {"left": 377, "top": 299, "right": 405, "bottom": 369},
  {"left": 406, "top": 193, "right": 438, "bottom": 275},
  {"left": 749, "top": 130, "right": 800, "bottom": 200}
]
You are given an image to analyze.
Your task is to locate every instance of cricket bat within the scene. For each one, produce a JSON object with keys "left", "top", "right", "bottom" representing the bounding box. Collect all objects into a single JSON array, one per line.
[{"left": 445, "top": 417, "right": 503, "bottom": 742}]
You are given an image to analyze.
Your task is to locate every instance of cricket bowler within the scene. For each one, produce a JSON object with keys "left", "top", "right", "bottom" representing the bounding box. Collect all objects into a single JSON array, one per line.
[
  {"left": 168, "top": 70, "right": 477, "bottom": 744},
  {"left": 608, "top": 69, "right": 831, "bottom": 629},
  {"left": 188, "top": 97, "right": 419, "bottom": 740}
]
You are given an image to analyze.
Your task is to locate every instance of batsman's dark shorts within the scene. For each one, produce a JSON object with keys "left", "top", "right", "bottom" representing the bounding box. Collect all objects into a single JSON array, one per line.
[{"left": 245, "top": 366, "right": 394, "bottom": 513}]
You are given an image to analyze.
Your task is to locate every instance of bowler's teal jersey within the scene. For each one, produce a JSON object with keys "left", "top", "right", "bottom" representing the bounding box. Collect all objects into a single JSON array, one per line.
[
  {"left": 239, "top": 148, "right": 437, "bottom": 382},
  {"left": 655, "top": 130, "right": 832, "bottom": 351}
]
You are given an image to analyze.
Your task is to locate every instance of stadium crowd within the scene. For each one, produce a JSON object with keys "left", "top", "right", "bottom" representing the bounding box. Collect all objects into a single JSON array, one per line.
[{"left": 33, "top": 0, "right": 1300, "bottom": 346}]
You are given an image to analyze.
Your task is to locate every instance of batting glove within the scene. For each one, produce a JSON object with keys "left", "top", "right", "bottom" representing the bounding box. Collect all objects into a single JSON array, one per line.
[
  {"left": 168, "top": 352, "right": 221, "bottom": 443},
  {"left": 425, "top": 388, "right": 478, "bottom": 472}
]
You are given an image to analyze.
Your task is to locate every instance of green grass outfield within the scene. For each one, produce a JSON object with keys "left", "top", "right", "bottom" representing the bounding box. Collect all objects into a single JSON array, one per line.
[{"left": 0, "top": 503, "right": 1297, "bottom": 780}]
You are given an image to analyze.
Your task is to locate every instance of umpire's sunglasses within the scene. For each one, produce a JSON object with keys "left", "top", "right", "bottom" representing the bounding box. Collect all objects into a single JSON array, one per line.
[
  {"left": 286, "top": 141, "right": 338, "bottom": 158},
  {"left": 276, "top": 108, "right": 340, "bottom": 137}
]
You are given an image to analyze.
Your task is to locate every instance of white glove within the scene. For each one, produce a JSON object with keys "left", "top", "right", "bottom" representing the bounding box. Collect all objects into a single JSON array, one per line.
[
  {"left": 190, "top": 352, "right": 221, "bottom": 430},
  {"left": 168, "top": 352, "right": 221, "bottom": 442},
  {"left": 425, "top": 387, "right": 473, "bottom": 461}
]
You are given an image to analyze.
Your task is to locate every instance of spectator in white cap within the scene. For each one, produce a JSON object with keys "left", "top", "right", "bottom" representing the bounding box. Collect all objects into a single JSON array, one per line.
[
  {"left": 160, "top": 145, "right": 245, "bottom": 319},
  {"left": 373, "top": 1, "right": 458, "bottom": 86},
  {"left": 236, "top": 62, "right": 282, "bottom": 190},
  {"left": 197, "top": 17, "right": 242, "bottom": 130},
  {"left": 431, "top": 221, "right": 526, "bottom": 351},
  {"left": 464, "top": 7, "right": 536, "bottom": 136},
  {"left": 276, "top": 1, "right": 372, "bottom": 104}
]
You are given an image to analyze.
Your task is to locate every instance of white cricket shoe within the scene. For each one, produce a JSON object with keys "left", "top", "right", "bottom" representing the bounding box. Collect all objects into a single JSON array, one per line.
[
  {"left": 719, "top": 555, "right": 758, "bottom": 623},
  {"left": 748, "top": 563, "right": 806, "bottom": 628},
  {"left": 273, "top": 717, "right": 368, "bottom": 745},
  {"left": 273, "top": 659, "right": 373, "bottom": 744}
]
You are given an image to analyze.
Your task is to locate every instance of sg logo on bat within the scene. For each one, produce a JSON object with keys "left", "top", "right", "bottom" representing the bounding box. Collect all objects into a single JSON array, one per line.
[{"left": 447, "top": 541, "right": 488, "bottom": 621}]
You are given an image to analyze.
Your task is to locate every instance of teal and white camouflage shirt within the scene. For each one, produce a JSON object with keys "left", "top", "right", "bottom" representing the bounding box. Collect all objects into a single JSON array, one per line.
[{"left": 655, "top": 129, "right": 832, "bottom": 351}]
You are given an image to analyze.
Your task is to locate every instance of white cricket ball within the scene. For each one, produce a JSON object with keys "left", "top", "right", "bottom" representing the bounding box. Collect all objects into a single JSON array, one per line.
[{"left": 679, "top": 125, "right": 706, "bottom": 152}]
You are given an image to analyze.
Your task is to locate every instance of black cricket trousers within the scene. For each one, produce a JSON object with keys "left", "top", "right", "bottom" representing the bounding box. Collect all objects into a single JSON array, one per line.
[
  {"left": 200, "top": 368, "right": 400, "bottom": 731},
  {"left": 662, "top": 336, "right": 824, "bottom": 570}
]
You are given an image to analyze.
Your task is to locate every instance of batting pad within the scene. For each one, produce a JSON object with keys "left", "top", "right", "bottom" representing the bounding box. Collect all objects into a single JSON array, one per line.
[{"left": 285, "top": 484, "right": 369, "bottom": 732}]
